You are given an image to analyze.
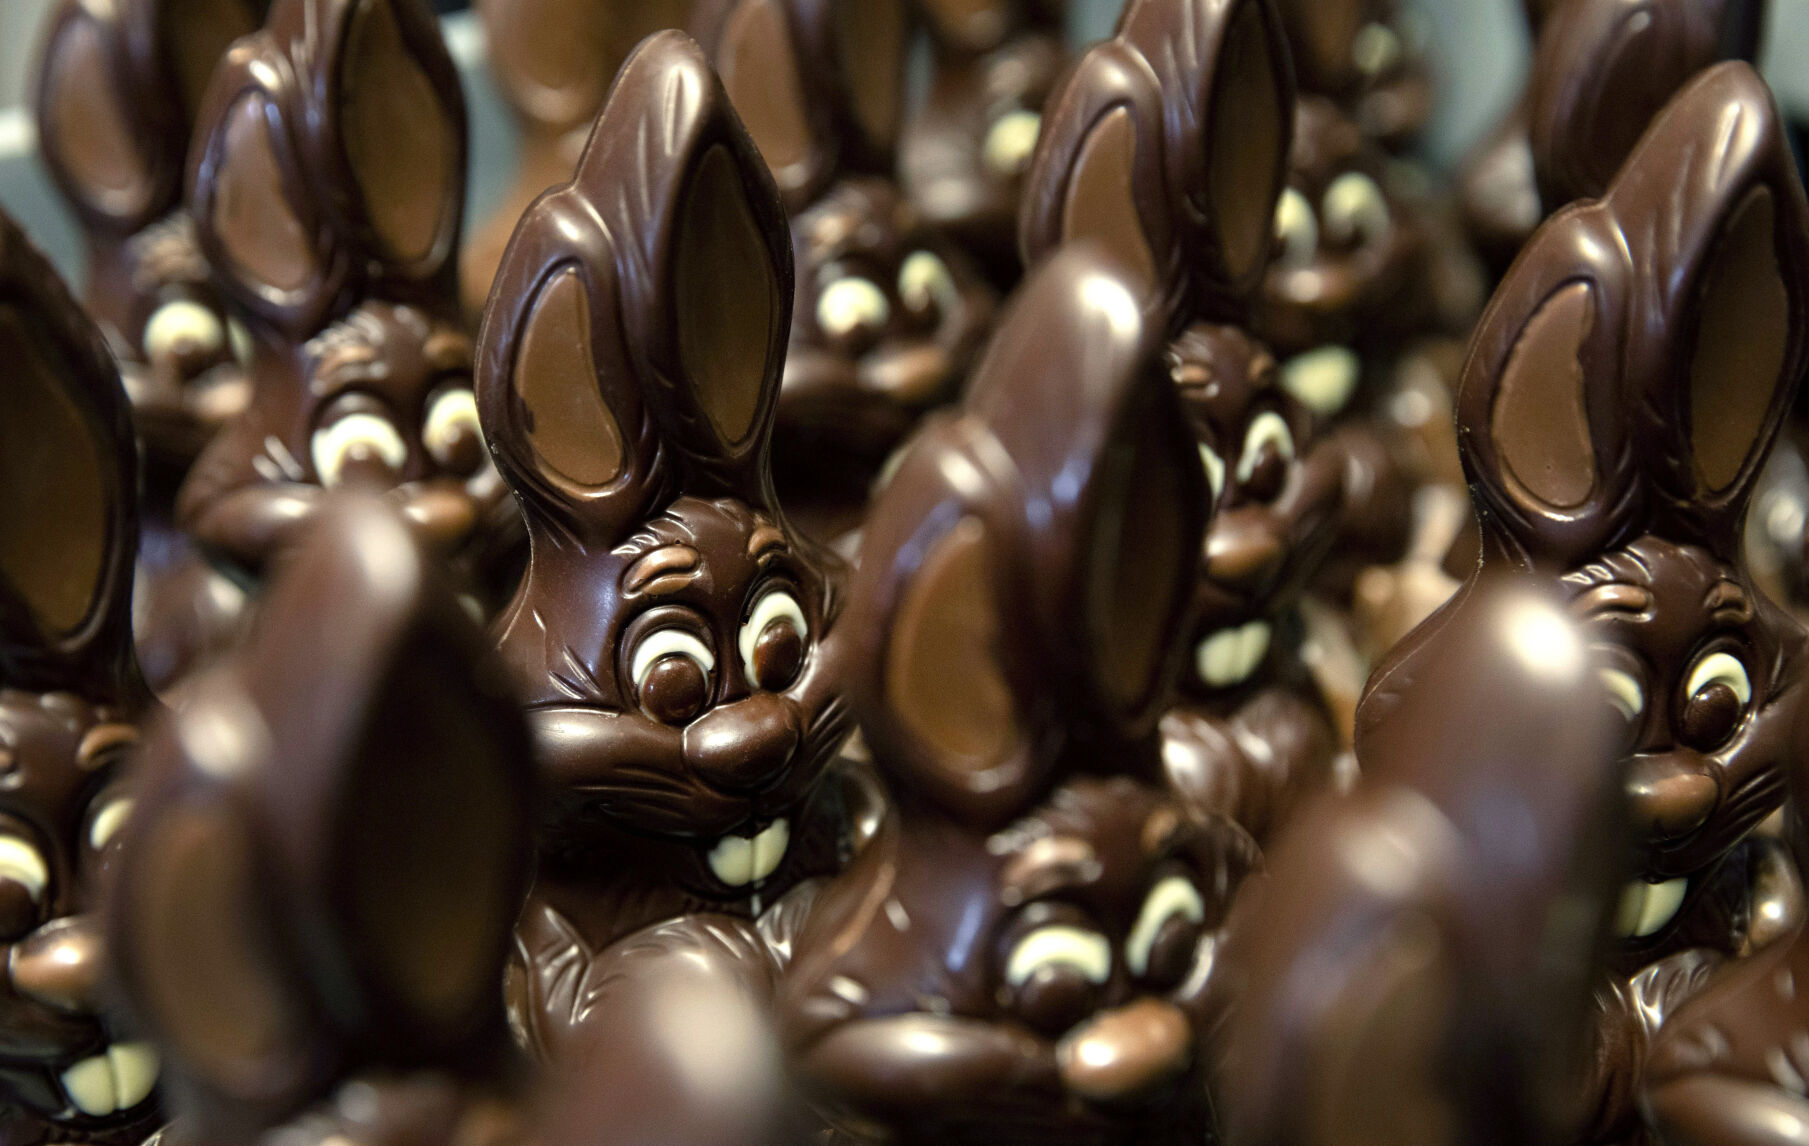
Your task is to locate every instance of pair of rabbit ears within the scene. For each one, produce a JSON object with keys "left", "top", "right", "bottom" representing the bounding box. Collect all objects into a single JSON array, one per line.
[
  {"left": 34, "top": 0, "right": 263, "bottom": 237},
  {"left": 479, "top": 0, "right": 692, "bottom": 136},
  {"left": 1021, "top": 0, "right": 1295, "bottom": 331},
  {"left": 1458, "top": 63, "right": 1809, "bottom": 570},
  {"left": 690, "top": 0, "right": 910, "bottom": 211},
  {"left": 1528, "top": 0, "right": 1766, "bottom": 213},
  {"left": 846, "top": 244, "right": 1206, "bottom": 829},
  {"left": 0, "top": 209, "right": 141, "bottom": 701},
  {"left": 188, "top": 0, "right": 467, "bottom": 339},
  {"left": 476, "top": 32, "right": 793, "bottom": 550},
  {"left": 107, "top": 496, "right": 532, "bottom": 1139}
]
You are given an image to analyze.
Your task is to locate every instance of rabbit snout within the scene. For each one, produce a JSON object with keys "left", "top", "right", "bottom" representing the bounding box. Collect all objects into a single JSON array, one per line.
[
  {"left": 1055, "top": 997, "right": 1193, "bottom": 1106},
  {"left": 1624, "top": 754, "right": 1720, "bottom": 841},
  {"left": 683, "top": 692, "right": 804, "bottom": 795},
  {"left": 1205, "top": 510, "right": 1287, "bottom": 599}
]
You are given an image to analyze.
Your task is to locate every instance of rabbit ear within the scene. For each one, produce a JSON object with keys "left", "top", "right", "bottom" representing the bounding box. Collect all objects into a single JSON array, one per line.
[
  {"left": 693, "top": 0, "right": 834, "bottom": 210},
  {"left": 34, "top": 0, "right": 160, "bottom": 231},
  {"left": 108, "top": 496, "right": 531, "bottom": 1138},
  {"left": 0, "top": 210, "right": 142, "bottom": 700},
  {"left": 820, "top": 0, "right": 909, "bottom": 166},
  {"left": 1528, "top": 0, "right": 1761, "bottom": 211},
  {"left": 480, "top": 0, "right": 691, "bottom": 136},
  {"left": 1271, "top": 0, "right": 1366, "bottom": 94},
  {"left": 1611, "top": 63, "right": 1809, "bottom": 550}
]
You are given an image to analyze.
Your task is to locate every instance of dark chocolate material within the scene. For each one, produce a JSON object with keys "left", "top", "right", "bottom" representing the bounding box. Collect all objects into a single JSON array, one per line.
[
  {"left": 472, "top": 29, "right": 858, "bottom": 1059},
  {"left": 777, "top": 242, "right": 1248, "bottom": 1143},
  {"left": 1271, "top": 0, "right": 1431, "bottom": 150},
  {"left": 1365, "top": 61, "right": 1809, "bottom": 1140},
  {"left": 0, "top": 207, "right": 160, "bottom": 1144},
  {"left": 176, "top": 0, "right": 517, "bottom": 587}
]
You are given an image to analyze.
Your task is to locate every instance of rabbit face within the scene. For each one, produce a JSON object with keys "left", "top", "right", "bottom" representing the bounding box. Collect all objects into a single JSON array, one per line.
[
  {"left": 1170, "top": 324, "right": 1342, "bottom": 695},
  {"left": 0, "top": 693, "right": 154, "bottom": 1142}
]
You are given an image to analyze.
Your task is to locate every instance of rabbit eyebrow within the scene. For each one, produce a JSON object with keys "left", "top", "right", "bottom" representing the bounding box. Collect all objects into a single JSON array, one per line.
[
  {"left": 1706, "top": 581, "right": 1753, "bottom": 626},
  {"left": 623, "top": 546, "right": 702, "bottom": 595},
  {"left": 77, "top": 723, "right": 138, "bottom": 769},
  {"left": 747, "top": 524, "right": 787, "bottom": 564},
  {"left": 1573, "top": 584, "right": 1653, "bottom": 617},
  {"left": 998, "top": 836, "right": 1102, "bottom": 906},
  {"left": 423, "top": 329, "right": 472, "bottom": 373}
]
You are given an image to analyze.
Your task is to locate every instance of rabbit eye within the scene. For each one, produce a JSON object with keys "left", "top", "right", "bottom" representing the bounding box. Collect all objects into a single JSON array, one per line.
[
  {"left": 818, "top": 277, "right": 890, "bottom": 341},
  {"left": 982, "top": 108, "right": 1042, "bottom": 177},
  {"left": 1198, "top": 444, "right": 1227, "bottom": 503},
  {"left": 228, "top": 317, "right": 254, "bottom": 367},
  {"left": 0, "top": 835, "right": 45, "bottom": 942},
  {"left": 1599, "top": 667, "right": 1645, "bottom": 724},
  {"left": 740, "top": 591, "right": 808, "bottom": 693},
  {"left": 88, "top": 796, "right": 135, "bottom": 851},
  {"left": 1679, "top": 651, "right": 1751, "bottom": 751},
  {"left": 1273, "top": 187, "right": 1318, "bottom": 270},
  {"left": 631, "top": 629, "right": 716, "bottom": 725},
  {"left": 143, "top": 300, "right": 225, "bottom": 366},
  {"left": 1125, "top": 876, "right": 1206, "bottom": 987},
  {"left": 1004, "top": 924, "right": 1111, "bottom": 1036},
  {"left": 1352, "top": 22, "right": 1403, "bottom": 77},
  {"left": 423, "top": 388, "right": 485, "bottom": 476},
  {"left": 898, "top": 251, "right": 958, "bottom": 319},
  {"left": 1238, "top": 411, "right": 1295, "bottom": 501},
  {"left": 1322, "top": 173, "right": 1390, "bottom": 249},
  {"left": 311, "top": 411, "right": 407, "bottom": 487}
]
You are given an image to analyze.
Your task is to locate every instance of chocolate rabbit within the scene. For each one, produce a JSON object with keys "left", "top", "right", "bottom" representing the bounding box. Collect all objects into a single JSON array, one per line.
[
  {"left": 1021, "top": 0, "right": 1346, "bottom": 841},
  {"left": 692, "top": 0, "right": 996, "bottom": 543},
  {"left": 1270, "top": 0, "right": 1432, "bottom": 152},
  {"left": 1361, "top": 60, "right": 1809, "bottom": 1142},
  {"left": 473, "top": 30, "right": 864, "bottom": 1062},
  {"left": 0, "top": 209, "right": 161, "bottom": 1143},
  {"left": 461, "top": 0, "right": 694, "bottom": 320},
  {"left": 777, "top": 240, "right": 1252, "bottom": 1144},
  {"left": 175, "top": 0, "right": 517, "bottom": 595}
]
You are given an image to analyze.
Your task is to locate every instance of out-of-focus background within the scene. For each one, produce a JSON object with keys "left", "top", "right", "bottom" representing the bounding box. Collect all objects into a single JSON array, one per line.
[{"left": 0, "top": 0, "right": 1805, "bottom": 288}]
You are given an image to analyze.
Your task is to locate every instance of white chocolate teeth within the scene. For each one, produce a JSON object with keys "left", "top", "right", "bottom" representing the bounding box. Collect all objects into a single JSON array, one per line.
[
  {"left": 1613, "top": 877, "right": 1688, "bottom": 939},
  {"left": 61, "top": 1042, "right": 159, "bottom": 1117},
  {"left": 706, "top": 819, "right": 790, "bottom": 888},
  {"left": 1196, "top": 621, "right": 1272, "bottom": 688}
]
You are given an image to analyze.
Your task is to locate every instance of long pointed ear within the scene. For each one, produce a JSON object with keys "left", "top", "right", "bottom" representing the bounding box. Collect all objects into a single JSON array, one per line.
[
  {"left": 0, "top": 210, "right": 142, "bottom": 700},
  {"left": 1528, "top": 0, "right": 1764, "bottom": 212},
  {"left": 480, "top": 0, "right": 692, "bottom": 138},
  {"left": 1611, "top": 63, "right": 1809, "bottom": 554},
  {"left": 107, "top": 496, "right": 532, "bottom": 1141}
]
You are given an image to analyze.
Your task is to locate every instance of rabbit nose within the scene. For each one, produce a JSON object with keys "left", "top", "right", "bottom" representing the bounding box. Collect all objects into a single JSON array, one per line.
[
  {"left": 684, "top": 693, "right": 802, "bottom": 794},
  {"left": 1624, "top": 755, "right": 1718, "bottom": 841},
  {"left": 397, "top": 480, "right": 478, "bottom": 552},
  {"left": 10, "top": 916, "right": 103, "bottom": 1014},
  {"left": 1205, "top": 513, "right": 1285, "bottom": 596},
  {"left": 1056, "top": 998, "right": 1192, "bottom": 1104}
]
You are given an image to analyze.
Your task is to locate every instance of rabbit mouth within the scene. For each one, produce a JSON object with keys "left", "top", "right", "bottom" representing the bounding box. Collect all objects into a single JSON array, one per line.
[
  {"left": 1194, "top": 620, "right": 1273, "bottom": 689},
  {"left": 704, "top": 819, "right": 791, "bottom": 888}
]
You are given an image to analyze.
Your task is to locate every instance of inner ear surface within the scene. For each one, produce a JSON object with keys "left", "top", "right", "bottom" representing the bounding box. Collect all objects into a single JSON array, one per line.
[
  {"left": 341, "top": 0, "right": 455, "bottom": 264},
  {"left": 490, "top": 0, "right": 607, "bottom": 116},
  {"left": 41, "top": 15, "right": 152, "bottom": 218},
  {"left": 719, "top": 0, "right": 813, "bottom": 190},
  {"left": 1209, "top": 0, "right": 1285, "bottom": 281},
  {"left": 1089, "top": 390, "right": 1189, "bottom": 713},
  {"left": 1061, "top": 107, "right": 1156, "bottom": 290},
  {"left": 336, "top": 634, "right": 515, "bottom": 1031},
  {"left": 212, "top": 95, "right": 317, "bottom": 294},
  {"left": 832, "top": 0, "right": 905, "bottom": 150},
  {"left": 1490, "top": 280, "right": 1597, "bottom": 510},
  {"left": 887, "top": 516, "right": 1018, "bottom": 769},
  {"left": 675, "top": 144, "right": 775, "bottom": 448},
  {"left": 135, "top": 803, "right": 297, "bottom": 1094},
  {"left": 163, "top": 0, "right": 259, "bottom": 136},
  {"left": 514, "top": 266, "right": 624, "bottom": 486},
  {"left": 1691, "top": 187, "right": 1788, "bottom": 492},
  {"left": 0, "top": 311, "right": 105, "bottom": 637}
]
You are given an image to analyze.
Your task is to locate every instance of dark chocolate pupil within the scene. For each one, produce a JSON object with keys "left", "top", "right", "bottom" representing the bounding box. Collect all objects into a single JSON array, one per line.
[
  {"left": 0, "top": 880, "right": 36, "bottom": 942},
  {"left": 1680, "top": 681, "right": 1742, "bottom": 751},
  {"left": 1014, "top": 963, "right": 1101, "bottom": 1037},
  {"left": 641, "top": 656, "right": 710, "bottom": 725},
  {"left": 753, "top": 620, "right": 805, "bottom": 691},
  {"left": 1143, "top": 913, "right": 1203, "bottom": 992}
]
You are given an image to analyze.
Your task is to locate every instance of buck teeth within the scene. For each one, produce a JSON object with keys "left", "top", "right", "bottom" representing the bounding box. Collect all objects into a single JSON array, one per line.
[
  {"left": 1196, "top": 621, "right": 1272, "bottom": 688},
  {"left": 707, "top": 819, "right": 790, "bottom": 888},
  {"left": 61, "top": 1042, "right": 159, "bottom": 1117},
  {"left": 1614, "top": 877, "right": 1689, "bottom": 939}
]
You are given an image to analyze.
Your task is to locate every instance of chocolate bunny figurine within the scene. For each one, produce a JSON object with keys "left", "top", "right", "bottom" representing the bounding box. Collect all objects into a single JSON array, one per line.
[
  {"left": 1217, "top": 578, "right": 1628, "bottom": 1146},
  {"left": 899, "top": 0, "right": 1069, "bottom": 287},
  {"left": 1021, "top": 0, "right": 1347, "bottom": 840},
  {"left": 0, "top": 209, "right": 161, "bottom": 1144},
  {"left": 1271, "top": 0, "right": 1431, "bottom": 153},
  {"left": 174, "top": 0, "right": 518, "bottom": 597},
  {"left": 461, "top": 0, "right": 694, "bottom": 320},
  {"left": 1360, "top": 60, "right": 1809, "bottom": 1143},
  {"left": 691, "top": 0, "right": 996, "bottom": 544},
  {"left": 475, "top": 30, "right": 865, "bottom": 1062},
  {"left": 778, "top": 241, "right": 1253, "bottom": 1144}
]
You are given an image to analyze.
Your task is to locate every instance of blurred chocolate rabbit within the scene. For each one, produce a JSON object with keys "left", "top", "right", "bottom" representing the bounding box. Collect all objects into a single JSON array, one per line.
[
  {"left": 0, "top": 208, "right": 162, "bottom": 1144},
  {"left": 1271, "top": 0, "right": 1432, "bottom": 153}
]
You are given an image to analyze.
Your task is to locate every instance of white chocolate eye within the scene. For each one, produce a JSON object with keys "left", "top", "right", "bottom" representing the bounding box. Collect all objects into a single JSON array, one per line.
[
  {"left": 1125, "top": 876, "right": 1206, "bottom": 977},
  {"left": 1280, "top": 345, "right": 1361, "bottom": 416},
  {"left": 1199, "top": 444, "right": 1226, "bottom": 502},
  {"left": 630, "top": 629, "right": 716, "bottom": 692},
  {"left": 423, "top": 388, "right": 481, "bottom": 464},
  {"left": 1238, "top": 411, "right": 1295, "bottom": 482},
  {"left": 982, "top": 108, "right": 1042, "bottom": 176},
  {"left": 1686, "top": 652, "right": 1752, "bottom": 707},
  {"left": 739, "top": 591, "right": 808, "bottom": 683},
  {"left": 1273, "top": 187, "right": 1318, "bottom": 270},
  {"left": 898, "top": 251, "right": 958, "bottom": 318},
  {"left": 817, "top": 277, "right": 890, "bottom": 340},
  {"left": 143, "top": 300, "right": 224, "bottom": 363},
  {"left": 310, "top": 412, "right": 408, "bottom": 487},
  {"left": 1599, "top": 667, "right": 1645, "bottom": 723},
  {"left": 228, "top": 317, "right": 253, "bottom": 366},
  {"left": 0, "top": 837, "right": 48, "bottom": 903},
  {"left": 89, "top": 796, "right": 135, "bottom": 851},
  {"left": 1352, "top": 22, "right": 1403, "bottom": 77},
  {"left": 1005, "top": 925, "right": 1112, "bottom": 988},
  {"left": 1322, "top": 172, "right": 1390, "bottom": 248}
]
